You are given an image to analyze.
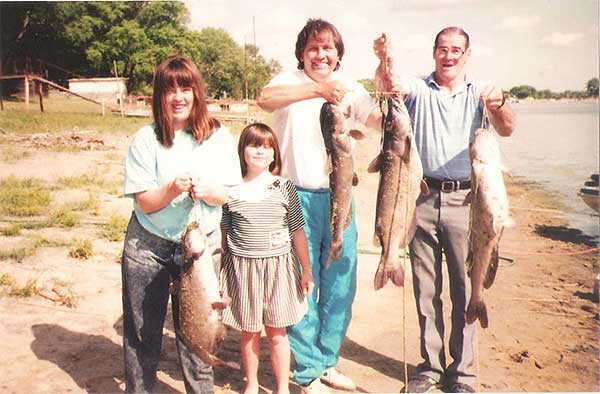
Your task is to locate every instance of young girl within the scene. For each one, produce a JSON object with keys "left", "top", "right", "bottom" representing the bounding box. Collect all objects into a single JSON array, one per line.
[
  {"left": 220, "top": 123, "right": 314, "bottom": 394},
  {"left": 121, "top": 55, "right": 241, "bottom": 393}
]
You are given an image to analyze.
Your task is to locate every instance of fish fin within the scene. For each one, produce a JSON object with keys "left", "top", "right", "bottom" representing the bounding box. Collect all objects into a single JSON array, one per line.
[
  {"left": 325, "top": 155, "right": 333, "bottom": 174},
  {"left": 463, "top": 191, "right": 473, "bottom": 205},
  {"left": 373, "top": 260, "right": 389, "bottom": 290},
  {"left": 373, "top": 233, "right": 381, "bottom": 247},
  {"left": 342, "top": 105, "right": 352, "bottom": 118},
  {"left": 465, "top": 249, "right": 474, "bottom": 275},
  {"left": 349, "top": 129, "right": 366, "bottom": 140},
  {"left": 367, "top": 153, "right": 383, "bottom": 173},
  {"left": 352, "top": 172, "right": 359, "bottom": 186},
  {"left": 390, "top": 265, "right": 405, "bottom": 287},
  {"left": 374, "top": 259, "right": 405, "bottom": 290},
  {"left": 484, "top": 248, "right": 499, "bottom": 289},
  {"left": 420, "top": 179, "right": 430, "bottom": 195},
  {"left": 212, "top": 296, "right": 231, "bottom": 310},
  {"left": 466, "top": 300, "right": 489, "bottom": 328},
  {"left": 401, "top": 134, "right": 413, "bottom": 163},
  {"left": 209, "top": 354, "right": 241, "bottom": 370}
]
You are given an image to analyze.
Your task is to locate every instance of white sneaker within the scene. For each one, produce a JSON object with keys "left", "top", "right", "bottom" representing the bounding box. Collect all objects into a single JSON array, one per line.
[
  {"left": 301, "top": 378, "right": 330, "bottom": 394},
  {"left": 320, "top": 367, "right": 356, "bottom": 391}
]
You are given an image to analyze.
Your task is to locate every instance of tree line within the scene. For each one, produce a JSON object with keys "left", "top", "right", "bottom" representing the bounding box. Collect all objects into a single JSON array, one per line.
[
  {"left": 508, "top": 78, "right": 599, "bottom": 100},
  {"left": 0, "top": 1, "right": 280, "bottom": 99}
]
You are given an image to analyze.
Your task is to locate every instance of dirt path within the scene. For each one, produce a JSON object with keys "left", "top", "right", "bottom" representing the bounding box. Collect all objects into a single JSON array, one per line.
[{"left": 0, "top": 131, "right": 598, "bottom": 393}]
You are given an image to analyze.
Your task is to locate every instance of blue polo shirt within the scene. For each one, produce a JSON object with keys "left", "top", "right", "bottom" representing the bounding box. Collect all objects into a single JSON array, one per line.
[{"left": 403, "top": 73, "right": 486, "bottom": 180}]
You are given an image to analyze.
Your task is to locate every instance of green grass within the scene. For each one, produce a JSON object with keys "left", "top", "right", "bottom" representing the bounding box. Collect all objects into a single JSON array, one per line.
[
  {"left": 49, "top": 208, "right": 80, "bottom": 228},
  {"left": 0, "top": 147, "right": 32, "bottom": 163},
  {"left": 0, "top": 97, "right": 147, "bottom": 136},
  {"left": 100, "top": 215, "right": 128, "bottom": 241},
  {"left": 9, "top": 279, "right": 41, "bottom": 297},
  {"left": 69, "top": 238, "right": 93, "bottom": 259},
  {"left": 0, "top": 177, "right": 51, "bottom": 216}
]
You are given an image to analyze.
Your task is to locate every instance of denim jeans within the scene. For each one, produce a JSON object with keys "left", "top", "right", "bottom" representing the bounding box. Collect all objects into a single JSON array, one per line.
[{"left": 121, "top": 213, "right": 220, "bottom": 393}]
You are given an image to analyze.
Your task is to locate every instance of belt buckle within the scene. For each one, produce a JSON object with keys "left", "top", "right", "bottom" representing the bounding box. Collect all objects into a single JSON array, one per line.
[{"left": 440, "top": 180, "right": 457, "bottom": 192}]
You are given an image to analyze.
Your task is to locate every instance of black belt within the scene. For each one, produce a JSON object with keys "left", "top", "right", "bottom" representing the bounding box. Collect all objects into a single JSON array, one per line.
[{"left": 424, "top": 177, "right": 471, "bottom": 192}]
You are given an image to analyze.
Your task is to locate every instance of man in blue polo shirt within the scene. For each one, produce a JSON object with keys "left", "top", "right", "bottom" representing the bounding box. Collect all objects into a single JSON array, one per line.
[{"left": 373, "top": 27, "right": 514, "bottom": 393}]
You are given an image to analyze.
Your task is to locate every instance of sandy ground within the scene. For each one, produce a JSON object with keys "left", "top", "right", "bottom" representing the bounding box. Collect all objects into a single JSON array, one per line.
[{"left": 0, "top": 129, "right": 598, "bottom": 393}]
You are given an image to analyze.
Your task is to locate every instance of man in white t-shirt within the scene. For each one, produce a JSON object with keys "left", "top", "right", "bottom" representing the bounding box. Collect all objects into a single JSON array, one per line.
[{"left": 258, "top": 18, "right": 381, "bottom": 394}]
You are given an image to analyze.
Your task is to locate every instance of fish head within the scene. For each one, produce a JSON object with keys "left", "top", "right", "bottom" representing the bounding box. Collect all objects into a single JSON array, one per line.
[
  {"left": 385, "top": 97, "right": 412, "bottom": 157},
  {"left": 320, "top": 102, "right": 346, "bottom": 137},
  {"left": 470, "top": 128, "right": 501, "bottom": 164},
  {"left": 182, "top": 222, "right": 207, "bottom": 263}
]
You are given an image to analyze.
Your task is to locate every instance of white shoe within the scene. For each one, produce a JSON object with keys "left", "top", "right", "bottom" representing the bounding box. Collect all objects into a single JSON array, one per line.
[
  {"left": 301, "top": 378, "right": 330, "bottom": 394},
  {"left": 320, "top": 367, "right": 356, "bottom": 391}
]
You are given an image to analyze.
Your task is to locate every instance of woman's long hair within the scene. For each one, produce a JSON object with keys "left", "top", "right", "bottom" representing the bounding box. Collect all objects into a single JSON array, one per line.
[{"left": 152, "top": 55, "right": 220, "bottom": 147}]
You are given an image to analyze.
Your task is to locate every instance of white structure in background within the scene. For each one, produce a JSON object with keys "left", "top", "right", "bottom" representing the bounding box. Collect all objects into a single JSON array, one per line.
[{"left": 68, "top": 77, "right": 128, "bottom": 104}]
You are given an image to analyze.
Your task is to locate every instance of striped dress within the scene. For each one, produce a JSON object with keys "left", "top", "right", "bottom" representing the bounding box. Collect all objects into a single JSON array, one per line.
[{"left": 220, "top": 177, "right": 308, "bottom": 332}]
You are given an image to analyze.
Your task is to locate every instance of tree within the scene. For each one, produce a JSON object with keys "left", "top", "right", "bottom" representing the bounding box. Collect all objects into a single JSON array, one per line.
[
  {"left": 586, "top": 78, "right": 599, "bottom": 98},
  {"left": 0, "top": 1, "right": 280, "bottom": 97},
  {"left": 509, "top": 85, "right": 537, "bottom": 99}
]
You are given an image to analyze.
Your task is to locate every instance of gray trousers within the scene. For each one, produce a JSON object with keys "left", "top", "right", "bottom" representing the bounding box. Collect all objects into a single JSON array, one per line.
[
  {"left": 121, "top": 213, "right": 219, "bottom": 393},
  {"left": 408, "top": 188, "right": 476, "bottom": 387}
]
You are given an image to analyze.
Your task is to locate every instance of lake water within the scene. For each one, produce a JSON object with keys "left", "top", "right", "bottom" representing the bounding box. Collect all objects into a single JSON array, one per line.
[{"left": 498, "top": 100, "right": 599, "bottom": 239}]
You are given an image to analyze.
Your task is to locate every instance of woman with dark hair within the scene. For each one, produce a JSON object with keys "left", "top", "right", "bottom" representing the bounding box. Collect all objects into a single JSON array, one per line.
[{"left": 121, "top": 55, "right": 241, "bottom": 393}]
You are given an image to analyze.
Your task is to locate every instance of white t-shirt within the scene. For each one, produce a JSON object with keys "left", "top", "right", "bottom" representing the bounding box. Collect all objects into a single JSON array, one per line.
[{"left": 266, "top": 70, "right": 374, "bottom": 189}]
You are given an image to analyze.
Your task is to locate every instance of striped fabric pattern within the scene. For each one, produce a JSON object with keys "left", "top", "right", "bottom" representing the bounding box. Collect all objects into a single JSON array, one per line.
[
  {"left": 220, "top": 252, "right": 307, "bottom": 332},
  {"left": 221, "top": 178, "right": 305, "bottom": 258},
  {"left": 220, "top": 177, "right": 308, "bottom": 332}
]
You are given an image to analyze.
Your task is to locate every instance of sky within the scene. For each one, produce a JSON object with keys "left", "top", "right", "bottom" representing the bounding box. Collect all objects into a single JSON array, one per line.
[{"left": 183, "top": 0, "right": 599, "bottom": 92}]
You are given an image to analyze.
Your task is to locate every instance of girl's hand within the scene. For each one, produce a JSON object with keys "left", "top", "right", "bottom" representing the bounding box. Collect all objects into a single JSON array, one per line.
[
  {"left": 190, "top": 179, "right": 229, "bottom": 206},
  {"left": 301, "top": 270, "right": 314, "bottom": 295}
]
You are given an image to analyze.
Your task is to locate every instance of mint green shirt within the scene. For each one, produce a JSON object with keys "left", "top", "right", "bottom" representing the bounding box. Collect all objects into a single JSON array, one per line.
[{"left": 124, "top": 124, "right": 242, "bottom": 242}]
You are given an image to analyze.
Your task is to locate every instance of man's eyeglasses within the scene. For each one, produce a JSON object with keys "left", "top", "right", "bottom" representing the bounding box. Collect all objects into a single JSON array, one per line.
[{"left": 435, "top": 47, "right": 466, "bottom": 57}]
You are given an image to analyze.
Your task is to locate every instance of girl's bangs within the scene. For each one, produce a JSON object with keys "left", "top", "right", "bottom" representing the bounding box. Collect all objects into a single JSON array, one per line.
[{"left": 246, "top": 129, "right": 274, "bottom": 147}]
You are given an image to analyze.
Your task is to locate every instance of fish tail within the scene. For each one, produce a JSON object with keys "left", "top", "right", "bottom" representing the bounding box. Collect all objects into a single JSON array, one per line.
[
  {"left": 483, "top": 247, "right": 499, "bottom": 289},
  {"left": 373, "top": 258, "right": 404, "bottom": 290},
  {"left": 210, "top": 354, "right": 241, "bottom": 370},
  {"left": 466, "top": 300, "right": 489, "bottom": 329},
  {"left": 373, "top": 260, "right": 389, "bottom": 291}
]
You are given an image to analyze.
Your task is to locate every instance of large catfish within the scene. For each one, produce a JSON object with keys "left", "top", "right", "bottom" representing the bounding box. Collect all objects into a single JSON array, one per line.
[
  {"left": 179, "top": 222, "right": 239, "bottom": 369},
  {"left": 368, "top": 96, "right": 428, "bottom": 290},
  {"left": 320, "top": 102, "right": 363, "bottom": 266},
  {"left": 465, "top": 128, "right": 511, "bottom": 328}
]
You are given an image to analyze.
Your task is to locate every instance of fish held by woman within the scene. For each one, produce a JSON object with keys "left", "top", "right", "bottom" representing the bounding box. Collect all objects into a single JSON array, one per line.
[
  {"left": 179, "top": 222, "right": 240, "bottom": 369},
  {"left": 368, "top": 96, "right": 428, "bottom": 290},
  {"left": 464, "top": 128, "right": 513, "bottom": 328},
  {"left": 320, "top": 102, "right": 364, "bottom": 266}
]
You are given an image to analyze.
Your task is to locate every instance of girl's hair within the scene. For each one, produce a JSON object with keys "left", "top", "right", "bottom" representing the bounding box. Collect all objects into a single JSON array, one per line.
[
  {"left": 152, "top": 55, "right": 220, "bottom": 147},
  {"left": 295, "top": 18, "right": 344, "bottom": 71},
  {"left": 433, "top": 26, "right": 470, "bottom": 49},
  {"left": 238, "top": 123, "right": 282, "bottom": 177}
]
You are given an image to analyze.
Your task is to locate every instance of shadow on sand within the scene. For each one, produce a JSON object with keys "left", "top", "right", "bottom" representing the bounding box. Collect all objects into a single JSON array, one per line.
[{"left": 533, "top": 224, "right": 598, "bottom": 247}]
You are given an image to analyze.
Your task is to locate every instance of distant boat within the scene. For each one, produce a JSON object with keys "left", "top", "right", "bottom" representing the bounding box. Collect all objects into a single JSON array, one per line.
[{"left": 578, "top": 174, "right": 599, "bottom": 213}]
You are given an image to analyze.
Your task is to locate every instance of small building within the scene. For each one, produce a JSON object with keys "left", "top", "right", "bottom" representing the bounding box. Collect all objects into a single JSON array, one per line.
[{"left": 68, "top": 77, "right": 128, "bottom": 104}]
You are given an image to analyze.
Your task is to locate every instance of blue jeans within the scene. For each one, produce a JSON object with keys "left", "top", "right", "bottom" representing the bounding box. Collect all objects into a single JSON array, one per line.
[
  {"left": 287, "top": 188, "right": 358, "bottom": 385},
  {"left": 121, "top": 213, "right": 218, "bottom": 393}
]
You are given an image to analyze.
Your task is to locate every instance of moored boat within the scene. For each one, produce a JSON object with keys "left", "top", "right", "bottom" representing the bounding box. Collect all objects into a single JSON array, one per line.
[{"left": 578, "top": 174, "right": 599, "bottom": 213}]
